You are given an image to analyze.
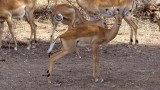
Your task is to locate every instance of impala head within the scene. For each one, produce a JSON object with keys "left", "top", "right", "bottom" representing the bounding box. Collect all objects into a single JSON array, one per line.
[{"left": 114, "top": 9, "right": 122, "bottom": 25}]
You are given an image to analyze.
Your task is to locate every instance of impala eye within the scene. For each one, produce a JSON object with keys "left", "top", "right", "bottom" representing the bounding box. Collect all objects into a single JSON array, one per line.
[{"left": 106, "top": 9, "right": 108, "bottom": 11}]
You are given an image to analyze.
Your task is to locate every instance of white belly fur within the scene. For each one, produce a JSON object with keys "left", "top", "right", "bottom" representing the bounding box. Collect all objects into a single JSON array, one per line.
[{"left": 11, "top": 5, "right": 26, "bottom": 19}]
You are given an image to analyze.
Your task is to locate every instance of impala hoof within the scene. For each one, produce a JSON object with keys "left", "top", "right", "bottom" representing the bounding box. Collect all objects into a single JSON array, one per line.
[
  {"left": 95, "top": 78, "right": 99, "bottom": 83},
  {"left": 47, "top": 70, "right": 49, "bottom": 73},
  {"left": 32, "top": 45, "right": 36, "bottom": 49},
  {"left": 14, "top": 47, "right": 18, "bottom": 51},
  {"left": 48, "top": 79, "right": 52, "bottom": 83},
  {"left": 35, "top": 40, "right": 38, "bottom": 43},
  {"left": 134, "top": 46, "right": 137, "bottom": 49},
  {"left": 129, "top": 42, "right": 132, "bottom": 45},
  {"left": 75, "top": 54, "right": 81, "bottom": 58},
  {"left": 78, "top": 56, "right": 82, "bottom": 59},
  {"left": 27, "top": 46, "right": 31, "bottom": 50},
  {"left": 48, "top": 52, "right": 51, "bottom": 57},
  {"left": 94, "top": 78, "right": 104, "bottom": 83},
  {"left": 100, "top": 78, "right": 104, "bottom": 83}
]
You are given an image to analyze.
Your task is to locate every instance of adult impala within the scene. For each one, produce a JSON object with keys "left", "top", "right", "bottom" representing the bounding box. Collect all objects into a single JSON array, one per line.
[
  {"left": 0, "top": 0, "right": 37, "bottom": 50},
  {"left": 75, "top": 0, "right": 138, "bottom": 45},
  {"left": 48, "top": 0, "right": 138, "bottom": 45}
]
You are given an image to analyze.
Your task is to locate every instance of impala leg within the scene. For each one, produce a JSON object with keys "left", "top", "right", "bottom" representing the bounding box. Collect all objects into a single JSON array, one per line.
[
  {"left": 71, "top": 10, "right": 76, "bottom": 28},
  {"left": 75, "top": 47, "right": 81, "bottom": 58},
  {"left": 50, "top": 23, "right": 58, "bottom": 42},
  {"left": 96, "top": 49, "right": 103, "bottom": 83},
  {"left": 47, "top": 49, "right": 72, "bottom": 83},
  {"left": 25, "top": 9, "right": 36, "bottom": 50},
  {"left": 157, "top": 21, "right": 160, "bottom": 31},
  {"left": 129, "top": 28, "right": 133, "bottom": 45},
  {"left": 92, "top": 44, "right": 103, "bottom": 82},
  {"left": 6, "top": 17, "right": 18, "bottom": 50},
  {"left": 124, "top": 16, "right": 138, "bottom": 45},
  {"left": 47, "top": 22, "right": 58, "bottom": 54},
  {"left": 0, "top": 22, "right": 4, "bottom": 48}
]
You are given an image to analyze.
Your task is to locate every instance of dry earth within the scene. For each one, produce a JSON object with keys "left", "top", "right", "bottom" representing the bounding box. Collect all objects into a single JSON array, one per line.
[{"left": 0, "top": 16, "right": 160, "bottom": 90}]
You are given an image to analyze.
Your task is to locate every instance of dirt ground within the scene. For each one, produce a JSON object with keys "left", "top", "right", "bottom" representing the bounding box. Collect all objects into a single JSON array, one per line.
[{"left": 0, "top": 17, "right": 160, "bottom": 90}]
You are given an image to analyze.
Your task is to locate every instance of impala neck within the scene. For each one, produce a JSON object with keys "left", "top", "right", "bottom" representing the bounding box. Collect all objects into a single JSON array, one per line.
[
  {"left": 74, "top": 7, "right": 87, "bottom": 23},
  {"left": 106, "top": 14, "right": 122, "bottom": 41}
]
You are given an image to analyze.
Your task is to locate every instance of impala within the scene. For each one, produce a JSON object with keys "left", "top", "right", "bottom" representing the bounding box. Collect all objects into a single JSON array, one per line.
[
  {"left": 47, "top": 9, "right": 122, "bottom": 83},
  {"left": 76, "top": 0, "right": 138, "bottom": 45},
  {"left": 0, "top": 0, "right": 37, "bottom": 50}
]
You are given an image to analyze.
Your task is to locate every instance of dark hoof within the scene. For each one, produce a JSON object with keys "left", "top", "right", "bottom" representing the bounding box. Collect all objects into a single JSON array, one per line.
[
  {"left": 35, "top": 40, "right": 38, "bottom": 43},
  {"left": 47, "top": 73, "right": 50, "bottom": 77},
  {"left": 136, "top": 40, "right": 139, "bottom": 44},
  {"left": 0, "top": 59, "right": 6, "bottom": 62},
  {"left": 48, "top": 52, "right": 51, "bottom": 57},
  {"left": 47, "top": 70, "right": 49, "bottom": 73}
]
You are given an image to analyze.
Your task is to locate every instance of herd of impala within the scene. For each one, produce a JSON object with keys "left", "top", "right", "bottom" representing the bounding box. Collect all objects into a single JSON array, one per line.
[{"left": 0, "top": 0, "right": 159, "bottom": 83}]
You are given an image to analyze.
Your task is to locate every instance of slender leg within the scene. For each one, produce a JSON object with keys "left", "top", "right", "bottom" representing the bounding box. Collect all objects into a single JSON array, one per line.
[
  {"left": 157, "top": 21, "right": 160, "bottom": 31},
  {"left": 92, "top": 44, "right": 103, "bottom": 82},
  {"left": 6, "top": 17, "right": 18, "bottom": 50},
  {"left": 0, "top": 22, "right": 4, "bottom": 48},
  {"left": 96, "top": 50, "right": 103, "bottom": 83},
  {"left": 75, "top": 47, "right": 81, "bottom": 58},
  {"left": 71, "top": 10, "right": 76, "bottom": 28},
  {"left": 129, "top": 28, "right": 133, "bottom": 45},
  {"left": 25, "top": 9, "right": 36, "bottom": 49},
  {"left": 124, "top": 16, "right": 138, "bottom": 45},
  {"left": 47, "top": 49, "right": 71, "bottom": 83},
  {"left": 47, "top": 23, "right": 58, "bottom": 54},
  {"left": 50, "top": 21, "right": 58, "bottom": 44}
]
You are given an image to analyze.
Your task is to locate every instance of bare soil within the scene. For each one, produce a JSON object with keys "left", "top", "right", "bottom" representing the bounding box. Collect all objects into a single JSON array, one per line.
[{"left": 0, "top": 18, "right": 160, "bottom": 90}]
